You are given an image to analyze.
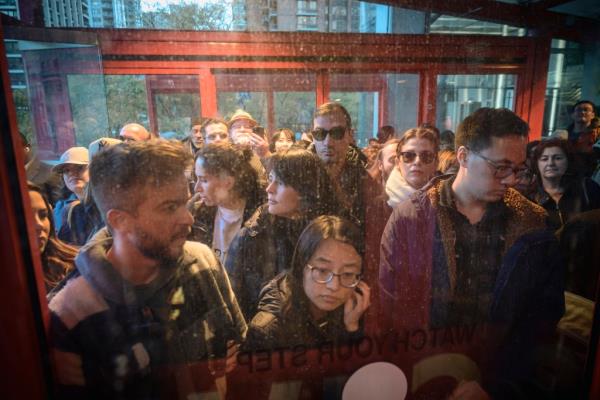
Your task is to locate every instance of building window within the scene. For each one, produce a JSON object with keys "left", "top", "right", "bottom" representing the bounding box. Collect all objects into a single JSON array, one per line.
[{"left": 297, "top": 15, "right": 317, "bottom": 31}]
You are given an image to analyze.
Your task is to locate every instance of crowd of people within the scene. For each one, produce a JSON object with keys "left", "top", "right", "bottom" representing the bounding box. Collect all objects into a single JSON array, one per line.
[{"left": 20, "top": 99, "right": 600, "bottom": 399}]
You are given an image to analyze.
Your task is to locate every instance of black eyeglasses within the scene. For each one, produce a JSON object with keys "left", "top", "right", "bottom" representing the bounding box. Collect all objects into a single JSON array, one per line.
[
  {"left": 306, "top": 264, "right": 361, "bottom": 288},
  {"left": 469, "top": 149, "right": 529, "bottom": 182},
  {"left": 311, "top": 126, "right": 346, "bottom": 141},
  {"left": 398, "top": 151, "right": 436, "bottom": 164}
]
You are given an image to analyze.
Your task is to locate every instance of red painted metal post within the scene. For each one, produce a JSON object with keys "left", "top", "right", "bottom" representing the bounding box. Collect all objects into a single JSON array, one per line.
[
  {"left": 316, "top": 70, "right": 330, "bottom": 106},
  {"left": 199, "top": 69, "right": 217, "bottom": 118},
  {"left": 0, "top": 20, "right": 53, "bottom": 399}
]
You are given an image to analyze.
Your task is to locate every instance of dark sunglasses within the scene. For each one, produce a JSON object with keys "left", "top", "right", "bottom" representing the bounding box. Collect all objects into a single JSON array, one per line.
[
  {"left": 311, "top": 126, "right": 346, "bottom": 141},
  {"left": 399, "top": 151, "right": 436, "bottom": 164}
]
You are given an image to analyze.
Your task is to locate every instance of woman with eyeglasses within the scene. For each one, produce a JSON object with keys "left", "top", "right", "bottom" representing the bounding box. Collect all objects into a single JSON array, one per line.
[
  {"left": 531, "top": 138, "right": 600, "bottom": 230},
  {"left": 226, "top": 147, "right": 341, "bottom": 320},
  {"left": 244, "top": 215, "right": 370, "bottom": 351},
  {"left": 190, "top": 142, "right": 265, "bottom": 264},
  {"left": 386, "top": 127, "right": 440, "bottom": 208}
]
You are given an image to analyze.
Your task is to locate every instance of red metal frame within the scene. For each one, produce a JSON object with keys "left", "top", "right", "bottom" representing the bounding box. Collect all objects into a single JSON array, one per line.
[
  {"left": 0, "top": 19, "right": 52, "bottom": 398},
  {"left": 1, "top": 22, "right": 600, "bottom": 398}
]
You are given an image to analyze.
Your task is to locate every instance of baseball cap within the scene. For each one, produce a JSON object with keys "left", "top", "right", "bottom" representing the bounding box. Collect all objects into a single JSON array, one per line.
[{"left": 52, "top": 147, "right": 90, "bottom": 173}]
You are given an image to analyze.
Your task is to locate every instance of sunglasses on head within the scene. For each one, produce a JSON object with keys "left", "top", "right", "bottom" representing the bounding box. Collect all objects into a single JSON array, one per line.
[
  {"left": 311, "top": 126, "right": 346, "bottom": 141},
  {"left": 399, "top": 151, "right": 436, "bottom": 164}
]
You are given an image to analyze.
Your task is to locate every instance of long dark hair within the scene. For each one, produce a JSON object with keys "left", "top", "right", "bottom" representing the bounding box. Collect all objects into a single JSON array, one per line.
[
  {"left": 196, "top": 142, "right": 264, "bottom": 208},
  {"left": 281, "top": 215, "right": 363, "bottom": 318},
  {"left": 269, "top": 147, "right": 339, "bottom": 220},
  {"left": 28, "top": 182, "right": 77, "bottom": 290}
]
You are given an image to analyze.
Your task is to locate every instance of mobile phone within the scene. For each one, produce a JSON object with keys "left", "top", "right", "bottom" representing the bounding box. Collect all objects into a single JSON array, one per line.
[{"left": 252, "top": 126, "right": 265, "bottom": 138}]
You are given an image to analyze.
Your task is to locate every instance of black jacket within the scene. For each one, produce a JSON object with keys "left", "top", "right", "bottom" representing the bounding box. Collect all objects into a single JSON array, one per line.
[
  {"left": 225, "top": 205, "right": 308, "bottom": 320},
  {"left": 244, "top": 275, "right": 362, "bottom": 352},
  {"left": 534, "top": 175, "right": 600, "bottom": 230}
]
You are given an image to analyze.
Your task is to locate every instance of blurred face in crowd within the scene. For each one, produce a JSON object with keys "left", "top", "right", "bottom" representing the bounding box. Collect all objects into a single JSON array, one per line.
[
  {"left": 29, "top": 190, "right": 51, "bottom": 253},
  {"left": 230, "top": 118, "right": 256, "bottom": 146},
  {"left": 274, "top": 133, "right": 294, "bottom": 153},
  {"left": 190, "top": 124, "right": 203, "bottom": 147},
  {"left": 194, "top": 159, "right": 234, "bottom": 207},
  {"left": 303, "top": 238, "right": 361, "bottom": 315},
  {"left": 62, "top": 164, "right": 89, "bottom": 199},
  {"left": 537, "top": 146, "right": 568, "bottom": 181},
  {"left": 459, "top": 135, "right": 527, "bottom": 203},
  {"left": 204, "top": 122, "right": 229, "bottom": 145},
  {"left": 379, "top": 142, "right": 398, "bottom": 183},
  {"left": 397, "top": 138, "right": 437, "bottom": 190},
  {"left": 266, "top": 171, "right": 301, "bottom": 219},
  {"left": 313, "top": 112, "right": 352, "bottom": 166},
  {"left": 571, "top": 102, "right": 595, "bottom": 127},
  {"left": 128, "top": 175, "right": 193, "bottom": 262},
  {"left": 119, "top": 123, "right": 152, "bottom": 142}
]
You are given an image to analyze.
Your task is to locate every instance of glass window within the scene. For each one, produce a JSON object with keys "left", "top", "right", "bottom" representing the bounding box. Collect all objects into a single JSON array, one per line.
[
  {"left": 436, "top": 74, "right": 516, "bottom": 133},
  {"left": 216, "top": 72, "right": 316, "bottom": 136},
  {"left": 429, "top": 15, "right": 526, "bottom": 36},
  {"left": 331, "top": 73, "right": 419, "bottom": 146},
  {"left": 542, "top": 39, "right": 585, "bottom": 136},
  {"left": 104, "top": 75, "right": 149, "bottom": 136}
]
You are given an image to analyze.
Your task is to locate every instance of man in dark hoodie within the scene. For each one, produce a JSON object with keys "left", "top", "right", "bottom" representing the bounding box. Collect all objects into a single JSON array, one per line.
[{"left": 48, "top": 140, "right": 246, "bottom": 399}]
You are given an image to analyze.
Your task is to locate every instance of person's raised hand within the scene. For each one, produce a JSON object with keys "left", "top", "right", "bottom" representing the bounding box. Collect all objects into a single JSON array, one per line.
[{"left": 343, "top": 281, "right": 371, "bottom": 332}]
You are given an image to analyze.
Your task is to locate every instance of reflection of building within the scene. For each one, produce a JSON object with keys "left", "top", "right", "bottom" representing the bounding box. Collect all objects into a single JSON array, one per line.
[
  {"left": 241, "top": 0, "right": 425, "bottom": 33},
  {"left": 89, "top": 0, "right": 142, "bottom": 28},
  {"left": 43, "top": 0, "right": 91, "bottom": 27},
  {"left": 0, "top": 0, "right": 19, "bottom": 18}
]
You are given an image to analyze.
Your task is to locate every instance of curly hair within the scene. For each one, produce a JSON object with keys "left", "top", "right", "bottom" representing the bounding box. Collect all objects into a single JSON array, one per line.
[{"left": 196, "top": 142, "right": 264, "bottom": 205}]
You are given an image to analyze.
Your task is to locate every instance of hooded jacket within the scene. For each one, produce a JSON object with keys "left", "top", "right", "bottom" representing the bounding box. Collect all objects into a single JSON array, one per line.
[{"left": 49, "top": 229, "right": 246, "bottom": 399}]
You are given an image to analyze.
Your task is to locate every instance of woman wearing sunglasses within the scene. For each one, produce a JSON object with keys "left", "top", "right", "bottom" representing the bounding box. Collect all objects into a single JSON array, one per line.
[
  {"left": 386, "top": 127, "right": 440, "bottom": 208},
  {"left": 244, "top": 215, "right": 370, "bottom": 351},
  {"left": 226, "top": 147, "right": 341, "bottom": 320}
]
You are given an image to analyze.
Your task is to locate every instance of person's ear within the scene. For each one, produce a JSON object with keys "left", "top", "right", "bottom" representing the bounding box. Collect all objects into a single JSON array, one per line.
[
  {"left": 106, "top": 209, "right": 131, "bottom": 233},
  {"left": 456, "top": 146, "right": 469, "bottom": 168},
  {"left": 221, "top": 174, "right": 235, "bottom": 191}
]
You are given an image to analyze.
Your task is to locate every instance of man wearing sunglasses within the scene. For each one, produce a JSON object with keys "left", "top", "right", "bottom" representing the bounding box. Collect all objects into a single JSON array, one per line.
[
  {"left": 379, "top": 108, "right": 564, "bottom": 399},
  {"left": 312, "top": 102, "right": 379, "bottom": 231}
]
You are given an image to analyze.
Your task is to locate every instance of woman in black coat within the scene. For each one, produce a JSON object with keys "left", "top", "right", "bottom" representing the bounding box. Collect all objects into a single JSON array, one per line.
[
  {"left": 225, "top": 147, "right": 342, "bottom": 319},
  {"left": 532, "top": 138, "right": 600, "bottom": 230}
]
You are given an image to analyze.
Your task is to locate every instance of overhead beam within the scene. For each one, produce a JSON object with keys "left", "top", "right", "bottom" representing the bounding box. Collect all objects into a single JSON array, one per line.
[{"left": 377, "top": 0, "right": 599, "bottom": 42}]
